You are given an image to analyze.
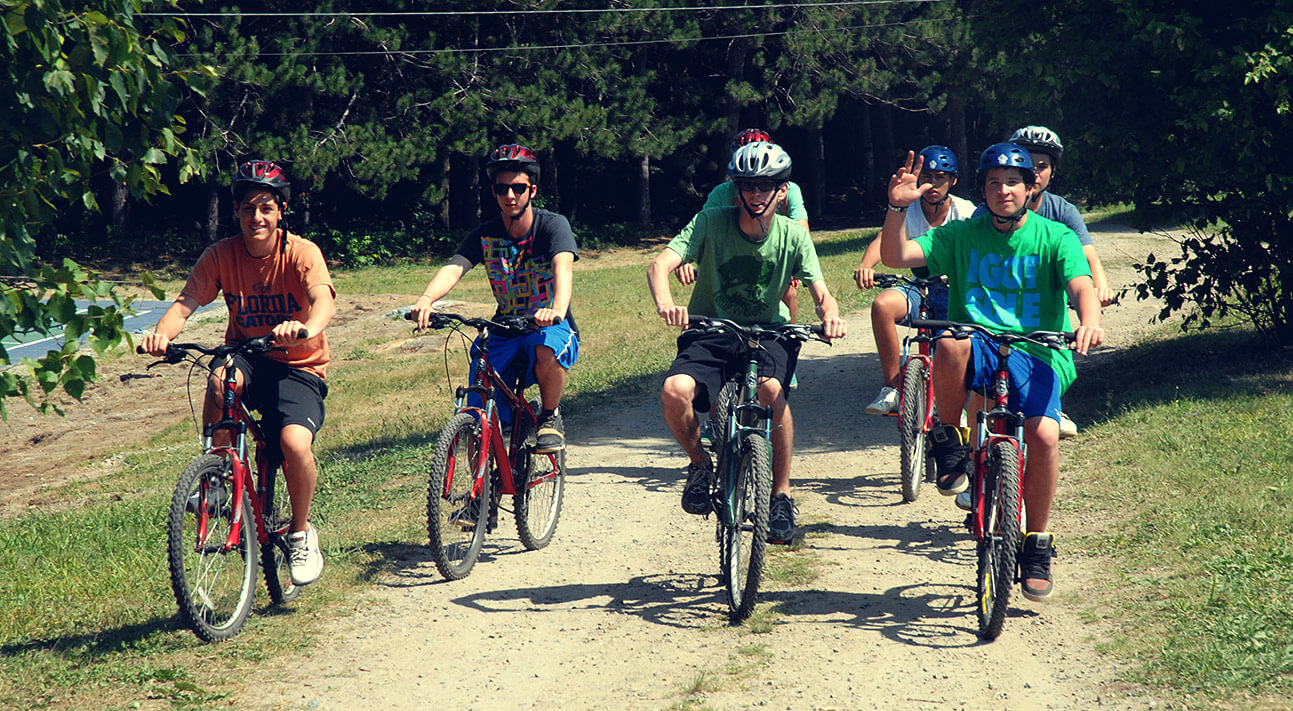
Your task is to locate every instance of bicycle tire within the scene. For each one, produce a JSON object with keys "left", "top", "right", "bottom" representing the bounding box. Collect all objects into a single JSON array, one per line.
[
  {"left": 898, "top": 358, "right": 929, "bottom": 502},
  {"left": 259, "top": 466, "right": 301, "bottom": 605},
  {"left": 427, "top": 413, "right": 490, "bottom": 580},
  {"left": 976, "top": 440, "right": 1021, "bottom": 640},
  {"left": 514, "top": 408, "right": 566, "bottom": 550},
  {"left": 167, "top": 454, "right": 257, "bottom": 642},
  {"left": 721, "top": 431, "right": 771, "bottom": 623},
  {"left": 711, "top": 379, "right": 741, "bottom": 457}
]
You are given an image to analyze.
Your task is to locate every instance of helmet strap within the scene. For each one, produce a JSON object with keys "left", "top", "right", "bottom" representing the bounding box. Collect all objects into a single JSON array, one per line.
[
  {"left": 501, "top": 188, "right": 534, "bottom": 236},
  {"left": 736, "top": 193, "right": 776, "bottom": 239}
]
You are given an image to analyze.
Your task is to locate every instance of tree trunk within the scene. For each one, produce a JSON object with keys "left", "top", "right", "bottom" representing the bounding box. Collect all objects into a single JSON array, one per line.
[
  {"left": 808, "top": 127, "right": 824, "bottom": 222},
  {"left": 637, "top": 154, "right": 651, "bottom": 228},
  {"left": 439, "top": 154, "right": 450, "bottom": 230},
  {"left": 861, "top": 102, "right": 876, "bottom": 205},
  {"left": 948, "top": 89, "right": 969, "bottom": 195},
  {"left": 204, "top": 183, "right": 220, "bottom": 243},
  {"left": 110, "top": 181, "right": 128, "bottom": 227},
  {"left": 878, "top": 103, "right": 896, "bottom": 175}
]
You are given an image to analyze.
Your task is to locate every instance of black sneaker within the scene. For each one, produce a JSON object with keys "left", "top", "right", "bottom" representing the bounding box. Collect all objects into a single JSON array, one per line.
[
  {"left": 186, "top": 479, "right": 230, "bottom": 517},
  {"left": 535, "top": 409, "right": 565, "bottom": 454},
  {"left": 929, "top": 424, "right": 971, "bottom": 495},
  {"left": 1019, "top": 531, "right": 1056, "bottom": 602},
  {"left": 768, "top": 493, "right": 798, "bottom": 544},
  {"left": 681, "top": 460, "right": 714, "bottom": 515}
]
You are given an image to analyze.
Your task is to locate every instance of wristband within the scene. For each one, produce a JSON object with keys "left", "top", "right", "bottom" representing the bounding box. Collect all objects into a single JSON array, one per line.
[{"left": 887, "top": 203, "right": 908, "bottom": 213}]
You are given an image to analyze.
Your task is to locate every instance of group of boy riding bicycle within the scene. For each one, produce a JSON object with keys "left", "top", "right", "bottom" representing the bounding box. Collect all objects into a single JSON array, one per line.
[{"left": 141, "top": 122, "right": 1105, "bottom": 614}]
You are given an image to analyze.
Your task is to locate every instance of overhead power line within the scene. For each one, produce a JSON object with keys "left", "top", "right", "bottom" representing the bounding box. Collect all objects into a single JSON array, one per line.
[
  {"left": 182, "top": 17, "right": 948, "bottom": 58},
  {"left": 142, "top": 0, "right": 945, "bottom": 19}
]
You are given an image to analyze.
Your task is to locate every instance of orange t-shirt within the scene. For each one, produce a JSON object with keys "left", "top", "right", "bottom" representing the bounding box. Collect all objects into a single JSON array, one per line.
[{"left": 180, "top": 231, "right": 335, "bottom": 379}]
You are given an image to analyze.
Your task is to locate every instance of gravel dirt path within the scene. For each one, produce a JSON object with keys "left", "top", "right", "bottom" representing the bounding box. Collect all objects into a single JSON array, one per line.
[{"left": 240, "top": 226, "right": 1177, "bottom": 711}]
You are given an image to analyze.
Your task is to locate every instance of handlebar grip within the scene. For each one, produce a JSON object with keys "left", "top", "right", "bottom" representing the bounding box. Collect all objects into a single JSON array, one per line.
[
  {"left": 296, "top": 328, "right": 309, "bottom": 339},
  {"left": 135, "top": 345, "right": 145, "bottom": 354}
]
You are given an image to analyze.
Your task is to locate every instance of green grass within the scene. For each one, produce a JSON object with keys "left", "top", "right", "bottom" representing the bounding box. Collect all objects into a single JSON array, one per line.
[
  {"left": 3, "top": 228, "right": 1291, "bottom": 709},
  {"left": 1062, "top": 325, "right": 1293, "bottom": 707}
]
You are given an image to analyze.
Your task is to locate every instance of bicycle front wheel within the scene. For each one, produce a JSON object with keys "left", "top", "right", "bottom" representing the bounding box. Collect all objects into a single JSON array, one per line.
[
  {"left": 514, "top": 441, "right": 566, "bottom": 551},
  {"left": 898, "top": 358, "right": 929, "bottom": 502},
  {"left": 976, "top": 440, "right": 1021, "bottom": 640},
  {"left": 428, "top": 413, "right": 490, "bottom": 580},
  {"left": 259, "top": 467, "right": 301, "bottom": 605},
  {"left": 167, "top": 454, "right": 257, "bottom": 642},
  {"left": 720, "top": 431, "right": 771, "bottom": 623},
  {"left": 710, "top": 379, "right": 741, "bottom": 456}
]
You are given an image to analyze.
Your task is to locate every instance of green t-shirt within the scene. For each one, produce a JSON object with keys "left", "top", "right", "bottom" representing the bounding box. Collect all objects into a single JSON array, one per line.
[
  {"left": 914, "top": 212, "right": 1090, "bottom": 390},
  {"left": 667, "top": 207, "right": 824, "bottom": 325}
]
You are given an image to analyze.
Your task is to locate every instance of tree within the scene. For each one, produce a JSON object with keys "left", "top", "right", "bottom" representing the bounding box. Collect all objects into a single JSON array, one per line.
[
  {"left": 979, "top": 0, "right": 1293, "bottom": 343},
  {"left": 0, "top": 0, "right": 209, "bottom": 418}
]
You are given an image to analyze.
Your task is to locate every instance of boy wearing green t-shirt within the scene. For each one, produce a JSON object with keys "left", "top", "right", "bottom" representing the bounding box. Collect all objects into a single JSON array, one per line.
[
  {"left": 879, "top": 143, "right": 1105, "bottom": 602},
  {"left": 648, "top": 142, "right": 846, "bottom": 545}
]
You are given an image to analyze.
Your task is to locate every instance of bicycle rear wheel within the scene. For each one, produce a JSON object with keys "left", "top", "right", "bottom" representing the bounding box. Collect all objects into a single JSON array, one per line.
[
  {"left": 167, "top": 454, "right": 257, "bottom": 642},
  {"left": 259, "top": 465, "right": 301, "bottom": 605},
  {"left": 898, "top": 358, "right": 929, "bottom": 502},
  {"left": 720, "top": 431, "right": 771, "bottom": 623},
  {"left": 976, "top": 440, "right": 1021, "bottom": 640},
  {"left": 514, "top": 410, "right": 566, "bottom": 550},
  {"left": 428, "top": 413, "right": 490, "bottom": 580}
]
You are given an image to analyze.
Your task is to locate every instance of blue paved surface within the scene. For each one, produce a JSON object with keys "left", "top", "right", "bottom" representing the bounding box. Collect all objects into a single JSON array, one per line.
[{"left": 1, "top": 300, "right": 215, "bottom": 363}]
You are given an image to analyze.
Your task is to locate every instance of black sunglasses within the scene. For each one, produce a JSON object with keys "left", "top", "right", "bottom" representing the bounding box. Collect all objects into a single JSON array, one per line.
[
  {"left": 734, "top": 181, "right": 780, "bottom": 194},
  {"left": 492, "top": 182, "right": 533, "bottom": 196}
]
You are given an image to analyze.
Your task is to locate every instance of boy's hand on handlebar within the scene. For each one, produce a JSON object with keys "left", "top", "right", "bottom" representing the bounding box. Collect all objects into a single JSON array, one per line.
[
  {"left": 853, "top": 265, "right": 876, "bottom": 290},
  {"left": 272, "top": 321, "right": 310, "bottom": 346},
  {"left": 657, "top": 302, "right": 689, "bottom": 328},
  {"left": 821, "top": 315, "right": 847, "bottom": 340},
  {"left": 1073, "top": 324, "right": 1104, "bottom": 356},
  {"left": 409, "top": 297, "right": 437, "bottom": 330},
  {"left": 532, "top": 307, "right": 562, "bottom": 328},
  {"left": 138, "top": 332, "right": 171, "bottom": 357}
]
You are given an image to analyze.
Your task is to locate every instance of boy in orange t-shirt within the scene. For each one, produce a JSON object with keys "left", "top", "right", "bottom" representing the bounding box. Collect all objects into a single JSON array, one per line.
[{"left": 140, "top": 160, "right": 336, "bottom": 587}]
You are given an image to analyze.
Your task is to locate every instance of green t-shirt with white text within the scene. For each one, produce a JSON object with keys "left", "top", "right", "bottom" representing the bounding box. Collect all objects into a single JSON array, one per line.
[
  {"left": 914, "top": 212, "right": 1090, "bottom": 390},
  {"left": 667, "top": 207, "right": 824, "bottom": 325}
]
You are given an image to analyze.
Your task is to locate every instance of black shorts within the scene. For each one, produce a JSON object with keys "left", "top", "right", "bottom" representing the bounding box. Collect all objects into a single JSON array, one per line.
[
  {"left": 665, "top": 330, "right": 800, "bottom": 413},
  {"left": 231, "top": 353, "right": 329, "bottom": 438}
]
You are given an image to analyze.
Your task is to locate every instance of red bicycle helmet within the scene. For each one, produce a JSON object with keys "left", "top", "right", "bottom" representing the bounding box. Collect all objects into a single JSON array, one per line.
[
  {"left": 731, "top": 128, "right": 773, "bottom": 152},
  {"left": 231, "top": 159, "right": 291, "bottom": 204},
  {"left": 485, "top": 143, "right": 540, "bottom": 181}
]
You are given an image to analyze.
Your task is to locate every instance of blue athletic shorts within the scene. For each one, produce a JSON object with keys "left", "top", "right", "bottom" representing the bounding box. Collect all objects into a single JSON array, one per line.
[
  {"left": 468, "top": 320, "right": 579, "bottom": 422},
  {"left": 967, "top": 333, "right": 1062, "bottom": 425},
  {"left": 893, "top": 282, "right": 950, "bottom": 323}
]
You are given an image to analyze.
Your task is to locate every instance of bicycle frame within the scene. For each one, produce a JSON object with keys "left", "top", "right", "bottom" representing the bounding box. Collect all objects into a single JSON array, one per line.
[
  {"left": 968, "top": 341, "right": 1027, "bottom": 540},
  {"left": 438, "top": 320, "right": 554, "bottom": 506},
  {"left": 899, "top": 283, "right": 938, "bottom": 436},
  {"left": 717, "top": 336, "right": 774, "bottom": 528},
  {"left": 200, "top": 352, "right": 278, "bottom": 553}
]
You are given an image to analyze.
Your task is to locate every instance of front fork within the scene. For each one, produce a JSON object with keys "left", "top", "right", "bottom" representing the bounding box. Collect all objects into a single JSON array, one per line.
[{"left": 717, "top": 366, "right": 773, "bottom": 528}]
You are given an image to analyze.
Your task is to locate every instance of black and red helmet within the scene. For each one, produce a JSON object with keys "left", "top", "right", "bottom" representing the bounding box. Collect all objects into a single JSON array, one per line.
[
  {"left": 231, "top": 159, "right": 291, "bottom": 205},
  {"left": 485, "top": 143, "right": 540, "bottom": 181},
  {"left": 731, "top": 128, "right": 773, "bottom": 152}
]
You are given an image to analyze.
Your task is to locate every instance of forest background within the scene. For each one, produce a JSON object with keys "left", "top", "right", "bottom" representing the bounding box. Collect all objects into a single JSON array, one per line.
[{"left": 2, "top": 0, "right": 1291, "bottom": 413}]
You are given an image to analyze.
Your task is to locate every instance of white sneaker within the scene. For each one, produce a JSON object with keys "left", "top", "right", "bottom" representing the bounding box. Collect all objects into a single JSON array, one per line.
[
  {"left": 865, "top": 386, "right": 899, "bottom": 415},
  {"left": 287, "top": 523, "right": 324, "bottom": 586},
  {"left": 1058, "top": 412, "right": 1078, "bottom": 439}
]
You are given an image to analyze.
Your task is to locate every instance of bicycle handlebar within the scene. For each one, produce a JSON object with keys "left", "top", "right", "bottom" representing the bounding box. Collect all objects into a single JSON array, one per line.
[
  {"left": 135, "top": 329, "right": 309, "bottom": 363},
  {"left": 404, "top": 309, "right": 558, "bottom": 334},
  {"left": 871, "top": 273, "right": 948, "bottom": 290},
  {"left": 686, "top": 315, "right": 829, "bottom": 344},
  {"left": 906, "top": 319, "right": 1076, "bottom": 351}
]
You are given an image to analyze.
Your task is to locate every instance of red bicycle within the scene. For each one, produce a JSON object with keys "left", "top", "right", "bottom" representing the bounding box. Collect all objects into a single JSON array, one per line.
[
  {"left": 910, "top": 319, "right": 1074, "bottom": 640},
  {"left": 407, "top": 311, "right": 566, "bottom": 580},
  {"left": 871, "top": 273, "right": 946, "bottom": 501},
  {"left": 140, "top": 331, "right": 306, "bottom": 642}
]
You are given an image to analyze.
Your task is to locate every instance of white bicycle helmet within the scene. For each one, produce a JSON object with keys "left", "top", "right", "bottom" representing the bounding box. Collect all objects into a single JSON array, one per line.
[
  {"left": 1009, "top": 125, "right": 1064, "bottom": 162},
  {"left": 728, "top": 141, "right": 792, "bottom": 182}
]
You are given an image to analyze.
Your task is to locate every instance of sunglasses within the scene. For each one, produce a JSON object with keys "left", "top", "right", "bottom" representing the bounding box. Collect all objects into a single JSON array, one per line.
[
  {"left": 492, "top": 182, "right": 532, "bottom": 196},
  {"left": 734, "top": 181, "right": 780, "bottom": 195}
]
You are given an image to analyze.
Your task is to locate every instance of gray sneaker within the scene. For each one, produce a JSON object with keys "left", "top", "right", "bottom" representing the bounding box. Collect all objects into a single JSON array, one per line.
[{"left": 768, "top": 493, "right": 798, "bottom": 544}]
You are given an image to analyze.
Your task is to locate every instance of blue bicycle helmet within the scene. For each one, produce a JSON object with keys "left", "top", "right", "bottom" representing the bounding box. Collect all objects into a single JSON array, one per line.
[
  {"left": 917, "top": 145, "right": 958, "bottom": 176},
  {"left": 975, "top": 142, "right": 1035, "bottom": 189}
]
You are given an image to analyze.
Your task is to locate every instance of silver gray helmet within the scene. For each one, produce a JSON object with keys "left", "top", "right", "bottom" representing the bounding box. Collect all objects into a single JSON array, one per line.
[{"left": 728, "top": 141, "right": 792, "bottom": 182}]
